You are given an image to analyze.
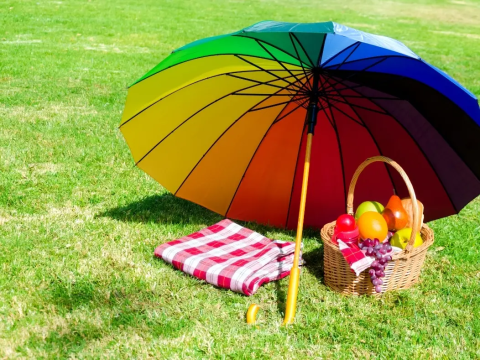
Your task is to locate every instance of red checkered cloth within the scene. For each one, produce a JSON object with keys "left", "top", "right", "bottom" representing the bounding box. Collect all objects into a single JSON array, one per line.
[
  {"left": 154, "top": 219, "right": 296, "bottom": 296},
  {"left": 337, "top": 240, "right": 374, "bottom": 276}
]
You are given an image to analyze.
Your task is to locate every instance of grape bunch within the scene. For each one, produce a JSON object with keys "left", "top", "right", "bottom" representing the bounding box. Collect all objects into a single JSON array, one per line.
[{"left": 359, "top": 238, "right": 393, "bottom": 293}]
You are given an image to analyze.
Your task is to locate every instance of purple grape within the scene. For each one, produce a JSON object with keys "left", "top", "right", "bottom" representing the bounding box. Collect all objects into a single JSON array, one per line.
[
  {"left": 375, "top": 251, "right": 383, "bottom": 260},
  {"left": 384, "top": 255, "right": 392, "bottom": 262},
  {"left": 358, "top": 242, "right": 364, "bottom": 249},
  {"left": 373, "top": 238, "right": 379, "bottom": 246},
  {"left": 372, "top": 279, "right": 379, "bottom": 286},
  {"left": 385, "top": 244, "right": 392, "bottom": 253},
  {"left": 387, "top": 231, "right": 394, "bottom": 239},
  {"left": 375, "top": 270, "right": 383, "bottom": 278},
  {"left": 377, "top": 264, "right": 385, "bottom": 271},
  {"left": 378, "top": 270, "right": 385, "bottom": 278},
  {"left": 371, "top": 260, "right": 379, "bottom": 269},
  {"left": 375, "top": 285, "right": 382, "bottom": 293},
  {"left": 364, "top": 239, "right": 373, "bottom": 247},
  {"left": 374, "top": 244, "right": 381, "bottom": 250},
  {"left": 379, "top": 248, "right": 387, "bottom": 255},
  {"left": 379, "top": 257, "right": 388, "bottom": 265},
  {"left": 369, "top": 269, "right": 376, "bottom": 277},
  {"left": 366, "top": 248, "right": 374, "bottom": 257},
  {"left": 376, "top": 278, "right": 383, "bottom": 285}
]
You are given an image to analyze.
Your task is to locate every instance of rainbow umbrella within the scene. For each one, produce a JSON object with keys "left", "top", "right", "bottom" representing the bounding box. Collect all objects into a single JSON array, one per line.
[{"left": 120, "top": 21, "right": 480, "bottom": 324}]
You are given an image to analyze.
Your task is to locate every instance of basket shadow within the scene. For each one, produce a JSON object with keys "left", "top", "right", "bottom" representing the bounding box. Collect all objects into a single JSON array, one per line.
[{"left": 302, "top": 245, "right": 325, "bottom": 283}]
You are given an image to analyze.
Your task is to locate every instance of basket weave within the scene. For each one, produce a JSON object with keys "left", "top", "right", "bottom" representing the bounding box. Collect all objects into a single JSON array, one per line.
[{"left": 320, "top": 156, "right": 434, "bottom": 296}]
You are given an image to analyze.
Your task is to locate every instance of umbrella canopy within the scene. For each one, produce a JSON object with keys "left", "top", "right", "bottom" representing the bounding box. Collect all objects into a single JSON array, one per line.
[{"left": 120, "top": 21, "right": 480, "bottom": 230}]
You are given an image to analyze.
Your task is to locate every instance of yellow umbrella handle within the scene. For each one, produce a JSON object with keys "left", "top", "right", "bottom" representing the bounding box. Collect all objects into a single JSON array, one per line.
[
  {"left": 245, "top": 132, "right": 314, "bottom": 326},
  {"left": 283, "top": 132, "right": 313, "bottom": 325}
]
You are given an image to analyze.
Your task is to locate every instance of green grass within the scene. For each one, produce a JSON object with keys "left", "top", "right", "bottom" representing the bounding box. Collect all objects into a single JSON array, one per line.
[{"left": 1, "top": 0, "right": 480, "bottom": 358}]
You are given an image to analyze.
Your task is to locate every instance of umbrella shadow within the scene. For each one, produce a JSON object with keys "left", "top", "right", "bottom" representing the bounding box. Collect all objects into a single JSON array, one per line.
[
  {"left": 101, "top": 193, "right": 326, "bottom": 317},
  {"left": 99, "top": 193, "right": 224, "bottom": 225}
]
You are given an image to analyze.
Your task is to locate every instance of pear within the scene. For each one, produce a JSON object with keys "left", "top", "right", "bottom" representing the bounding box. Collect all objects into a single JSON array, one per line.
[
  {"left": 382, "top": 195, "right": 408, "bottom": 231},
  {"left": 401, "top": 197, "right": 424, "bottom": 229}
]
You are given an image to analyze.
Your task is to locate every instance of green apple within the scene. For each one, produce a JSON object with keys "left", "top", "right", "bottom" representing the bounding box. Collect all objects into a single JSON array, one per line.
[
  {"left": 355, "top": 201, "right": 384, "bottom": 220},
  {"left": 390, "top": 228, "right": 423, "bottom": 249}
]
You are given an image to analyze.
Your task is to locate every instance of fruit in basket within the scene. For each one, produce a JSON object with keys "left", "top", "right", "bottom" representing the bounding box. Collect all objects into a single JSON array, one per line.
[
  {"left": 364, "top": 240, "right": 393, "bottom": 293},
  {"left": 382, "top": 195, "right": 408, "bottom": 231},
  {"left": 401, "top": 197, "right": 424, "bottom": 229},
  {"left": 357, "top": 211, "right": 388, "bottom": 241},
  {"left": 390, "top": 228, "right": 423, "bottom": 249},
  {"left": 335, "top": 214, "right": 356, "bottom": 232},
  {"left": 355, "top": 201, "right": 384, "bottom": 220}
]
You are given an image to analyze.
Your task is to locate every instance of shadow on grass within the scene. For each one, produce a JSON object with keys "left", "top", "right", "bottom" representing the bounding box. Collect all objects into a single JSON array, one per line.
[
  {"left": 99, "top": 193, "right": 223, "bottom": 225},
  {"left": 100, "top": 193, "right": 326, "bottom": 317},
  {"left": 302, "top": 245, "right": 325, "bottom": 283},
  {"left": 99, "top": 193, "right": 321, "bottom": 238}
]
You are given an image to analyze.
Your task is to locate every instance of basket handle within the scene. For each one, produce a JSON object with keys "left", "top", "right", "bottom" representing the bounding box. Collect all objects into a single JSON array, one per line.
[{"left": 346, "top": 156, "right": 420, "bottom": 253}]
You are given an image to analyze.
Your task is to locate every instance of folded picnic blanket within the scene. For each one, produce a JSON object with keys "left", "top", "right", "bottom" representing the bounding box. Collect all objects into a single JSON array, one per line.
[{"left": 154, "top": 219, "right": 296, "bottom": 296}]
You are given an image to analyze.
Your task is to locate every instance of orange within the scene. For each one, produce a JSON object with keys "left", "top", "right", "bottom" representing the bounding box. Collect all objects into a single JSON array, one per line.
[{"left": 357, "top": 211, "right": 388, "bottom": 241}]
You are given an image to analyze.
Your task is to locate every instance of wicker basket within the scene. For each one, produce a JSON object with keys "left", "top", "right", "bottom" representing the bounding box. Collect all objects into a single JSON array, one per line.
[{"left": 320, "top": 156, "right": 434, "bottom": 296}]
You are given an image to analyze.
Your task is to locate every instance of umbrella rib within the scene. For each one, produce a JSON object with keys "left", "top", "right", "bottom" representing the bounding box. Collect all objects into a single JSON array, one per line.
[
  {"left": 233, "top": 93, "right": 306, "bottom": 97},
  {"left": 234, "top": 34, "right": 312, "bottom": 69},
  {"left": 321, "top": 41, "right": 360, "bottom": 68},
  {"left": 324, "top": 95, "right": 388, "bottom": 115},
  {"left": 131, "top": 53, "right": 306, "bottom": 88},
  {"left": 328, "top": 93, "right": 399, "bottom": 100},
  {"left": 315, "top": 33, "right": 328, "bottom": 68},
  {"left": 320, "top": 76, "right": 347, "bottom": 206},
  {"left": 121, "top": 69, "right": 300, "bottom": 128},
  {"left": 322, "top": 74, "right": 398, "bottom": 193},
  {"left": 227, "top": 73, "right": 306, "bottom": 91},
  {"left": 254, "top": 39, "right": 304, "bottom": 85},
  {"left": 235, "top": 55, "right": 305, "bottom": 91},
  {"left": 324, "top": 54, "right": 408, "bottom": 70},
  {"left": 325, "top": 101, "right": 365, "bottom": 127},
  {"left": 321, "top": 57, "right": 388, "bottom": 93},
  {"left": 134, "top": 77, "right": 297, "bottom": 166},
  {"left": 173, "top": 87, "right": 290, "bottom": 197},
  {"left": 290, "top": 33, "right": 315, "bottom": 68},
  {"left": 284, "top": 121, "right": 308, "bottom": 228},
  {"left": 322, "top": 83, "right": 369, "bottom": 95},
  {"left": 251, "top": 95, "right": 309, "bottom": 112},
  {"left": 330, "top": 42, "right": 361, "bottom": 70},
  {"left": 288, "top": 33, "right": 312, "bottom": 90},
  {"left": 272, "top": 96, "right": 310, "bottom": 125},
  {"left": 224, "top": 95, "right": 298, "bottom": 217}
]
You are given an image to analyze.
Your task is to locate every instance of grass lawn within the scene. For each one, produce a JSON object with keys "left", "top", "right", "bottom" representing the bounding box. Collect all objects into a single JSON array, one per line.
[{"left": 1, "top": 0, "right": 480, "bottom": 358}]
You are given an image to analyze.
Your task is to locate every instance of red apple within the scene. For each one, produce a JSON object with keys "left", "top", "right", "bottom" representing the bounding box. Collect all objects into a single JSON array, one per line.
[{"left": 335, "top": 214, "right": 356, "bottom": 232}]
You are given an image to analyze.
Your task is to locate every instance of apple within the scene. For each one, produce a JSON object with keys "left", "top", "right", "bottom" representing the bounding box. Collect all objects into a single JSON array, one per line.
[
  {"left": 335, "top": 214, "right": 356, "bottom": 232},
  {"left": 390, "top": 228, "right": 423, "bottom": 249},
  {"left": 355, "top": 201, "right": 384, "bottom": 220}
]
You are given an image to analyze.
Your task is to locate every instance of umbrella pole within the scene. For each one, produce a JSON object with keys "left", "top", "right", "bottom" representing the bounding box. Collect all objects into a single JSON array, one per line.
[
  {"left": 283, "top": 80, "right": 319, "bottom": 325},
  {"left": 246, "top": 73, "right": 319, "bottom": 326},
  {"left": 282, "top": 131, "right": 314, "bottom": 325}
]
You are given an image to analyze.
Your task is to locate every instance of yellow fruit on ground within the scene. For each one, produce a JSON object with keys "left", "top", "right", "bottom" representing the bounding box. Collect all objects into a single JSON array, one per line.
[
  {"left": 357, "top": 211, "right": 388, "bottom": 241},
  {"left": 390, "top": 228, "right": 423, "bottom": 249}
]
